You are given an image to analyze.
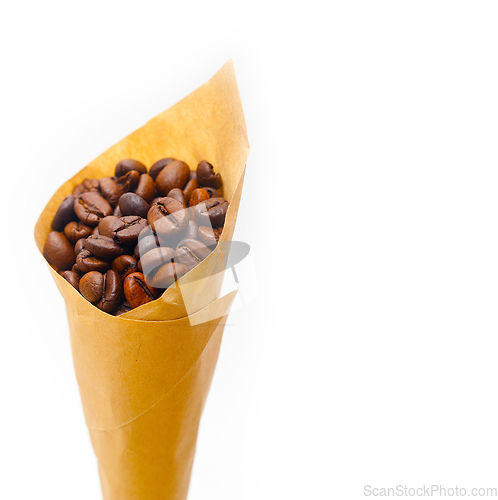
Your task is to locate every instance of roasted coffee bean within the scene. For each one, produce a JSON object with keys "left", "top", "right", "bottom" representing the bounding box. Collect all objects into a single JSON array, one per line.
[
  {"left": 115, "top": 159, "right": 147, "bottom": 177},
  {"left": 98, "top": 215, "right": 120, "bottom": 238},
  {"left": 112, "top": 255, "right": 138, "bottom": 280},
  {"left": 194, "top": 197, "right": 229, "bottom": 227},
  {"left": 113, "top": 204, "right": 123, "bottom": 217},
  {"left": 83, "top": 178, "right": 100, "bottom": 191},
  {"left": 124, "top": 272, "right": 159, "bottom": 308},
  {"left": 64, "top": 221, "right": 92, "bottom": 242},
  {"left": 112, "top": 216, "right": 148, "bottom": 245},
  {"left": 99, "top": 177, "right": 123, "bottom": 207},
  {"left": 76, "top": 249, "right": 111, "bottom": 274},
  {"left": 196, "top": 160, "right": 222, "bottom": 188},
  {"left": 175, "top": 239, "right": 212, "bottom": 270},
  {"left": 155, "top": 160, "right": 190, "bottom": 195},
  {"left": 119, "top": 192, "right": 150, "bottom": 218},
  {"left": 52, "top": 195, "right": 76, "bottom": 231},
  {"left": 149, "top": 157, "right": 176, "bottom": 180},
  {"left": 59, "top": 270, "right": 80, "bottom": 291},
  {"left": 72, "top": 263, "right": 82, "bottom": 274},
  {"left": 79, "top": 271, "right": 104, "bottom": 303},
  {"left": 185, "top": 220, "right": 198, "bottom": 240},
  {"left": 135, "top": 230, "right": 161, "bottom": 259},
  {"left": 147, "top": 197, "right": 189, "bottom": 238},
  {"left": 204, "top": 187, "right": 220, "bottom": 198},
  {"left": 74, "top": 192, "right": 113, "bottom": 227},
  {"left": 74, "top": 238, "right": 86, "bottom": 256},
  {"left": 197, "top": 225, "right": 222, "bottom": 248},
  {"left": 135, "top": 174, "right": 155, "bottom": 203},
  {"left": 138, "top": 247, "right": 175, "bottom": 277},
  {"left": 96, "top": 270, "right": 123, "bottom": 313},
  {"left": 84, "top": 235, "right": 125, "bottom": 258},
  {"left": 183, "top": 179, "right": 199, "bottom": 202},
  {"left": 149, "top": 262, "right": 189, "bottom": 289},
  {"left": 72, "top": 184, "right": 87, "bottom": 197},
  {"left": 189, "top": 170, "right": 197, "bottom": 181},
  {"left": 43, "top": 231, "right": 76, "bottom": 271},
  {"left": 189, "top": 188, "right": 209, "bottom": 207},
  {"left": 167, "top": 188, "right": 187, "bottom": 207},
  {"left": 113, "top": 301, "right": 133, "bottom": 316},
  {"left": 92, "top": 226, "right": 100, "bottom": 236},
  {"left": 116, "top": 170, "right": 140, "bottom": 193}
]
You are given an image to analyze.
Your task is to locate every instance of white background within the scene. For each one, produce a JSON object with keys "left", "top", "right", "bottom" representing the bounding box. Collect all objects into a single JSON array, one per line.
[{"left": 2, "top": 1, "right": 498, "bottom": 499}]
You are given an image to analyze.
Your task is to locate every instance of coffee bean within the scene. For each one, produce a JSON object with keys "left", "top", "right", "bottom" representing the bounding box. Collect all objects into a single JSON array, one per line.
[
  {"left": 96, "top": 270, "right": 123, "bottom": 313},
  {"left": 83, "top": 178, "right": 100, "bottom": 192},
  {"left": 59, "top": 270, "right": 80, "bottom": 291},
  {"left": 185, "top": 220, "right": 198, "bottom": 240},
  {"left": 99, "top": 177, "right": 123, "bottom": 207},
  {"left": 43, "top": 231, "right": 76, "bottom": 271},
  {"left": 149, "top": 158, "right": 176, "bottom": 180},
  {"left": 98, "top": 215, "right": 120, "bottom": 238},
  {"left": 175, "top": 239, "right": 212, "bottom": 270},
  {"left": 136, "top": 229, "right": 161, "bottom": 259},
  {"left": 194, "top": 197, "right": 229, "bottom": 227},
  {"left": 52, "top": 195, "right": 76, "bottom": 231},
  {"left": 79, "top": 271, "right": 104, "bottom": 303},
  {"left": 72, "top": 184, "right": 87, "bottom": 197},
  {"left": 167, "top": 188, "right": 187, "bottom": 207},
  {"left": 113, "top": 204, "right": 123, "bottom": 217},
  {"left": 112, "top": 216, "right": 148, "bottom": 246},
  {"left": 84, "top": 235, "right": 125, "bottom": 259},
  {"left": 189, "top": 170, "right": 197, "bottom": 181},
  {"left": 115, "top": 159, "right": 147, "bottom": 177},
  {"left": 119, "top": 192, "right": 150, "bottom": 218},
  {"left": 116, "top": 170, "right": 140, "bottom": 193},
  {"left": 183, "top": 179, "right": 199, "bottom": 202},
  {"left": 189, "top": 188, "right": 209, "bottom": 207},
  {"left": 197, "top": 225, "right": 222, "bottom": 248},
  {"left": 135, "top": 174, "right": 155, "bottom": 203},
  {"left": 147, "top": 197, "right": 189, "bottom": 238},
  {"left": 196, "top": 160, "right": 222, "bottom": 188},
  {"left": 149, "top": 262, "right": 189, "bottom": 289},
  {"left": 123, "top": 272, "right": 159, "bottom": 308},
  {"left": 112, "top": 254, "right": 138, "bottom": 280},
  {"left": 138, "top": 247, "right": 175, "bottom": 278},
  {"left": 76, "top": 249, "right": 111, "bottom": 274},
  {"left": 64, "top": 221, "right": 92, "bottom": 242},
  {"left": 74, "top": 237, "right": 86, "bottom": 256},
  {"left": 155, "top": 160, "right": 190, "bottom": 195},
  {"left": 74, "top": 192, "right": 113, "bottom": 227}
]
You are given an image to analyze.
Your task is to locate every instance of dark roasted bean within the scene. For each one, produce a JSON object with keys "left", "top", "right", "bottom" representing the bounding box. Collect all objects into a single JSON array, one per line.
[
  {"left": 155, "top": 160, "right": 190, "bottom": 195},
  {"left": 84, "top": 235, "right": 125, "bottom": 258},
  {"left": 112, "top": 255, "right": 138, "bottom": 280},
  {"left": 167, "top": 188, "right": 187, "bottom": 207},
  {"left": 115, "top": 159, "right": 147, "bottom": 177},
  {"left": 135, "top": 174, "right": 155, "bottom": 203},
  {"left": 43, "top": 232, "right": 76, "bottom": 271},
  {"left": 147, "top": 197, "right": 189, "bottom": 238},
  {"left": 64, "top": 221, "right": 92, "bottom": 242},
  {"left": 204, "top": 187, "right": 220, "bottom": 198},
  {"left": 150, "top": 262, "right": 189, "bottom": 289},
  {"left": 112, "top": 216, "right": 149, "bottom": 246},
  {"left": 51, "top": 195, "right": 76, "bottom": 231},
  {"left": 98, "top": 215, "right": 120, "bottom": 238},
  {"left": 149, "top": 158, "right": 176, "bottom": 180},
  {"left": 175, "top": 239, "right": 212, "bottom": 270},
  {"left": 74, "top": 238, "right": 86, "bottom": 256},
  {"left": 123, "top": 272, "right": 159, "bottom": 308},
  {"left": 138, "top": 247, "right": 175, "bottom": 278},
  {"left": 197, "top": 225, "right": 222, "bottom": 248},
  {"left": 183, "top": 179, "right": 199, "bottom": 202},
  {"left": 116, "top": 170, "right": 140, "bottom": 193},
  {"left": 79, "top": 271, "right": 104, "bottom": 303},
  {"left": 99, "top": 177, "right": 123, "bottom": 207},
  {"left": 76, "top": 249, "right": 111, "bottom": 274},
  {"left": 185, "top": 220, "right": 198, "bottom": 240},
  {"left": 96, "top": 270, "right": 122, "bottom": 313},
  {"left": 119, "top": 192, "right": 150, "bottom": 218},
  {"left": 189, "top": 188, "right": 209, "bottom": 207},
  {"left": 74, "top": 192, "right": 113, "bottom": 227},
  {"left": 196, "top": 160, "right": 222, "bottom": 188},
  {"left": 194, "top": 197, "right": 229, "bottom": 227}
]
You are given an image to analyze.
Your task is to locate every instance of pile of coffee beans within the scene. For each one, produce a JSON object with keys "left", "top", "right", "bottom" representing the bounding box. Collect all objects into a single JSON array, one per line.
[{"left": 43, "top": 158, "right": 228, "bottom": 315}]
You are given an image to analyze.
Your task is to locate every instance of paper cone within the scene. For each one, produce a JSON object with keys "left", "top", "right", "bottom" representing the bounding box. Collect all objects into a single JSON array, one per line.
[{"left": 34, "top": 61, "right": 249, "bottom": 499}]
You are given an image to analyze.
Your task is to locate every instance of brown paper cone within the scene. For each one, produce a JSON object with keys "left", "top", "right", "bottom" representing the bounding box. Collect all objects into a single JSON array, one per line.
[
  {"left": 33, "top": 61, "right": 249, "bottom": 499},
  {"left": 34, "top": 59, "right": 249, "bottom": 321}
]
